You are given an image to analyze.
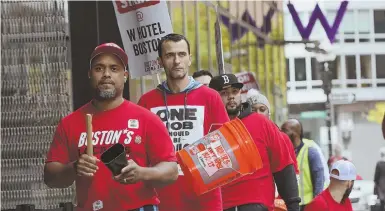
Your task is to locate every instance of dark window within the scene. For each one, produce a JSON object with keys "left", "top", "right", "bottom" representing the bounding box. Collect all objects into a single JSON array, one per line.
[
  {"left": 294, "top": 58, "right": 306, "bottom": 81},
  {"left": 311, "top": 58, "right": 321, "bottom": 80},
  {"left": 374, "top": 10, "right": 385, "bottom": 34},
  {"left": 376, "top": 55, "right": 385, "bottom": 78},
  {"left": 346, "top": 55, "right": 356, "bottom": 79},
  {"left": 360, "top": 55, "right": 372, "bottom": 79},
  {"left": 286, "top": 59, "right": 290, "bottom": 82},
  {"left": 331, "top": 56, "right": 340, "bottom": 80}
]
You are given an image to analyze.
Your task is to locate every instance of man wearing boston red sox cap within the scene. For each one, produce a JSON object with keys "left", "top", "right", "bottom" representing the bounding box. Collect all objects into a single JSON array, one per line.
[
  {"left": 305, "top": 160, "right": 356, "bottom": 211},
  {"left": 209, "top": 74, "right": 300, "bottom": 211},
  {"left": 44, "top": 43, "right": 178, "bottom": 211}
]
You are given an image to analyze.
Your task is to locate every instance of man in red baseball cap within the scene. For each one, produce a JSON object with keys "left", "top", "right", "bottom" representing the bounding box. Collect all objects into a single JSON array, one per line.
[
  {"left": 89, "top": 43, "right": 129, "bottom": 69},
  {"left": 44, "top": 43, "right": 178, "bottom": 211}
]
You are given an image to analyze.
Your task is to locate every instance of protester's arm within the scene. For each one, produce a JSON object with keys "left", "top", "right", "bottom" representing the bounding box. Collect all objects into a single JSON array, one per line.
[
  {"left": 308, "top": 147, "right": 325, "bottom": 196},
  {"left": 142, "top": 112, "right": 178, "bottom": 187},
  {"left": 263, "top": 117, "right": 300, "bottom": 210},
  {"left": 44, "top": 121, "right": 76, "bottom": 188},
  {"left": 273, "top": 165, "right": 301, "bottom": 211}
]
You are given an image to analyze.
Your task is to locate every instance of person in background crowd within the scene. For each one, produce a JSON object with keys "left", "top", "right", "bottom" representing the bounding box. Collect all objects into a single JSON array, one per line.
[
  {"left": 44, "top": 43, "right": 178, "bottom": 211},
  {"left": 138, "top": 33, "right": 229, "bottom": 211},
  {"left": 245, "top": 89, "right": 299, "bottom": 211},
  {"left": 327, "top": 144, "right": 348, "bottom": 169},
  {"left": 301, "top": 138, "right": 330, "bottom": 187},
  {"left": 246, "top": 89, "right": 299, "bottom": 175},
  {"left": 209, "top": 74, "right": 300, "bottom": 211},
  {"left": 281, "top": 119, "right": 325, "bottom": 211},
  {"left": 305, "top": 160, "right": 356, "bottom": 211},
  {"left": 374, "top": 147, "right": 385, "bottom": 210},
  {"left": 192, "top": 69, "right": 213, "bottom": 86}
]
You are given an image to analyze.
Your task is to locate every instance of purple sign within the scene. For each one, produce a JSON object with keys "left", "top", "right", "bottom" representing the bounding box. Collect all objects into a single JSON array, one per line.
[
  {"left": 287, "top": 1, "right": 349, "bottom": 43},
  {"left": 220, "top": 3, "right": 276, "bottom": 48}
]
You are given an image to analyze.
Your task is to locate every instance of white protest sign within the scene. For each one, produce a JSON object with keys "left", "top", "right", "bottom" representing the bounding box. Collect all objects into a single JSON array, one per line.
[
  {"left": 113, "top": 0, "right": 173, "bottom": 78},
  {"left": 235, "top": 71, "right": 259, "bottom": 102}
]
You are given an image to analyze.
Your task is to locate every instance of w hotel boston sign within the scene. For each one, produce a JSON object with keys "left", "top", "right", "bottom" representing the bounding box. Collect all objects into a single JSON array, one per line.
[{"left": 287, "top": 0, "right": 349, "bottom": 43}]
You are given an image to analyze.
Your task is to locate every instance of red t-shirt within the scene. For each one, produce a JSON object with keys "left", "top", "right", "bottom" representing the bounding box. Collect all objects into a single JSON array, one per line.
[
  {"left": 221, "top": 113, "right": 294, "bottom": 211},
  {"left": 281, "top": 132, "right": 299, "bottom": 174},
  {"left": 46, "top": 100, "right": 177, "bottom": 211},
  {"left": 138, "top": 85, "right": 230, "bottom": 211},
  {"left": 305, "top": 188, "right": 353, "bottom": 211}
]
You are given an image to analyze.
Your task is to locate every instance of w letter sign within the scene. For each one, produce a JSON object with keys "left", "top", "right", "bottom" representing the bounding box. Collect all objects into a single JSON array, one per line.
[{"left": 287, "top": 1, "right": 349, "bottom": 43}]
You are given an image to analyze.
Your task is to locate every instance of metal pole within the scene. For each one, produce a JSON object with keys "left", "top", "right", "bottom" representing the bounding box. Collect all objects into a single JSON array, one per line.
[
  {"left": 206, "top": 5, "right": 213, "bottom": 71},
  {"left": 236, "top": 1, "right": 241, "bottom": 72},
  {"left": 195, "top": 2, "right": 201, "bottom": 71},
  {"left": 227, "top": 0, "right": 233, "bottom": 65},
  {"left": 182, "top": 1, "right": 187, "bottom": 36},
  {"left": 322, "top": 62, "right": 333, "bottom": 157}
]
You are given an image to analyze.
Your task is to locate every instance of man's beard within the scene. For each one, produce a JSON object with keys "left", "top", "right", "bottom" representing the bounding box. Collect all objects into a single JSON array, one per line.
[
  {"left": 288, "top": 134, "right": 296, "bottom": 144},
  {"left": 167, "top": 69, "right": 187, "bottom": 80},
  {"left": 95, "top": 88, "right": 116, "bottom": 101},
  {"left": 226, "top": 104, "right": 242, "bottom": 117},
  {"left": 341, "top": 182, "right": 354, "bottom": 203}
]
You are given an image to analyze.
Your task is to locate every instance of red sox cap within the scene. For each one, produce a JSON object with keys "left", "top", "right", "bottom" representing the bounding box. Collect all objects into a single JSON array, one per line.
[
  {"left": 90, "top": 43, "right": 128, "bottom": 68},
  {"left": 209, "top": 74, "right": 244, "bottom": 91}
]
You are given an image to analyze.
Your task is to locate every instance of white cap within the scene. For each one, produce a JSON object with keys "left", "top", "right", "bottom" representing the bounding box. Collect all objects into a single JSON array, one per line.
[{"left": 330, "top": 160, "right": 357, "bottom": 181}]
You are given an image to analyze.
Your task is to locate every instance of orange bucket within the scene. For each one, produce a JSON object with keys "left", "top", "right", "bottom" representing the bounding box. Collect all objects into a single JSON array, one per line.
[{"left": 176, "top": 118, "right": 263, "bottom": 195}]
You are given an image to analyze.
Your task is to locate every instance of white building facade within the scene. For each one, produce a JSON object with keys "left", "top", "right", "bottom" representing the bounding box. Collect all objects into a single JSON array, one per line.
[{"left": 283, "top": 0, "right": 385, "bottom": 179}]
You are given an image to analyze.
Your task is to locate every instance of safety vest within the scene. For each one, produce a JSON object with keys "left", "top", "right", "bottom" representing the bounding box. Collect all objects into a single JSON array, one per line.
[
  {"left": 303, "top": 139, "right": 330, "bottom": 189},
  {"left": 297, "top": 142, "right": 313, "bottom": 205}
]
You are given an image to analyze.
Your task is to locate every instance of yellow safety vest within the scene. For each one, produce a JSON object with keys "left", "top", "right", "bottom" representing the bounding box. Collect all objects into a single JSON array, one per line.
[
  {"left": 297, "top": 142, "right": 313, "bottom": 205},
  {"left": 303, "top": 139, "right": 329, "bottom": 190}
]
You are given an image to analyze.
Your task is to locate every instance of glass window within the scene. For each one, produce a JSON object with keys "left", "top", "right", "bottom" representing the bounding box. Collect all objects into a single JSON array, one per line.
[
  {"left": 341, "top": 11, "right": 355, "bottom": 34},
  {"left": 284, "top": 14, "right": 293, "bottom": 37},
  {"left": 360, "top": 55, "right": 372, "bottom": 79},
  {"left": 346, "top": 55, "right": 356, "bottom": 79},
  {"left": 294, "top": 58, "right": 306, "bottom": 81},
  {"left": 286, "top": 59, "right": 290, "bottom": 81},
  {"left": 311, "top": 58, "right": 321, "bottom": 80},
  {"left": 357, "top": 10, "right": 370, "bottom": 34},
  {"left": 326, "top": 10, "right": 338, "bottom": 34},
  {"left": 331, "top": 56, "right": 340, "bottom": 80},
  {"left": 376, "top": 55, "right": 385, "bottom": 78},
  {"left": 374, "top": 10, "right": 385, "bottom": 34}
]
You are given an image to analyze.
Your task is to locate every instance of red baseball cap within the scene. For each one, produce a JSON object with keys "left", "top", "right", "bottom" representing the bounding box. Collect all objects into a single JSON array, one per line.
[{"left": 90, "top": 43, "right": 128, "bottom": 68}]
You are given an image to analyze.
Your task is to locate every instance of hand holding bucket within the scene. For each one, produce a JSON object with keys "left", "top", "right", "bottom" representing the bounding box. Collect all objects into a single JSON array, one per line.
[
  {"left": 101, "top": 143, "right": 129, "bottom": 176},
  {"left": 176, "top": 118, "right": 263, "bottom": 196}
]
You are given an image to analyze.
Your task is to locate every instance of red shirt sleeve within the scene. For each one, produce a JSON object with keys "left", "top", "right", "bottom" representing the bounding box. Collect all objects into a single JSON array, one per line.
[
  {"left": 145, "top": 112, "right": 177, "bottom": 165},
  {"left": 281, "top": 132, "right": 299, "bottom": 174},
  {"left": 263, "top": 116, "right": 293, "bottom": 173},
  {"left": 46, "top": 121, "right": 70, "bottom": 164},
  {"left": 208, "top": 91, "right": 230, "bottom": 133},
  {"left": 304, "top": 197, "right": 327, "bottom": 211}
]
